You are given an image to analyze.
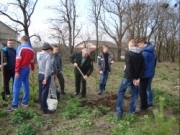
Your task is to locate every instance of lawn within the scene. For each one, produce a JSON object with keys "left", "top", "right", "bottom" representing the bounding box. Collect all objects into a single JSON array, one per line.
[{"left": 0, "top": 62, "right": 179, "bottom": 135}]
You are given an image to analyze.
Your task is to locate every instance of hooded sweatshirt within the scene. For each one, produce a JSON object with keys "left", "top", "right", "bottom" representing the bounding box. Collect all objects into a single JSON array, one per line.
[
  {"left": 124, "top": 47, "right": 144, "bottom": 79},
  {"left": 141, "top": 44, "right": 156, "bottom": 78},
  {"left": 37, "top": 52, "right": 52, "bottom": 80}
]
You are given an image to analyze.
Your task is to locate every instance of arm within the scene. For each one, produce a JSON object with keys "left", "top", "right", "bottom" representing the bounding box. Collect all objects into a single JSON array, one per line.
[
  {"left": 30, "top": 52, "right": 35, "bottom": 72},
  {"left": 44, "top": 55, "right": 52, "bottom": 80},
  {"left": 59, "top": 54, "right": 62, "bottom": 71},
  {"left": 86, "top": 58, "right": 94, "bottom": 76},
  {"left": 15, "top": 46, "right": 22, "bottom": 74},
  {"left": 97, "top": 54, "right": 102, "bottom": 71},
  {"left": 125, "top": 52, "right": 133, "bottom": 79},
  {"left": 69, "top": 53, "right": 76, "bottom": 64}
]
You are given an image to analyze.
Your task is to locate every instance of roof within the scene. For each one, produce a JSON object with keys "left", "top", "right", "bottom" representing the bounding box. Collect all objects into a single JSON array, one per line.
[
  {"left": 76, "top": 40, "right": 117, "bottom": 48},
  {"left": 0, "top": 21, "right": 18, "bottom": 33}
]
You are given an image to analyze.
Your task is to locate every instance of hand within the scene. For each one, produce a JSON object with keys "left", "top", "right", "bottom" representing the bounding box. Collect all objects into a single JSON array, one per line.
[
  {"left": 15, "top": 73, "right": 19, "bottom": 78},
  {"left": 0, "top": 65, "right": 3, "bottom": 69},
  {"left": 54, "top": 75, "right": 57, "bottom": 80},
  {"left": 83, "top": 75, "right": 88, "bottom": 80},
  {"left": 100, "top": 71, "right": 103, "bottom": 74},
  {"left": 74, "top": 63, "right": 78, "bottom": 67},
  {"left": 133, "top": 79, "right": 140, "bottom": 86},
  {"left": 42, "top": 79, "right": 47, "bottom": 85},
  {"left": 111, "top": 60, "right": 114, "bottom": 64}
]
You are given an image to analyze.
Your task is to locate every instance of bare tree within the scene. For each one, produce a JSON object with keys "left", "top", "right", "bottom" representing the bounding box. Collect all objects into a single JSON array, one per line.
[
  {"left": 0, "top": 0, "right": 40, "bottom": 43},
  {"left": 89, "top": 0, "right": 104, "bottom": 61},
  {"left": 100, "top": 0, "right": 131, "bottom": 61},
  {"left": 48, "top": 0, "right": 81, "bottom": 54}
]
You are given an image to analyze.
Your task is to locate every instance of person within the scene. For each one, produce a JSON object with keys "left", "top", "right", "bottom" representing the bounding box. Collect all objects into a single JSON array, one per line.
[
  {"left": 6, "top": 36, "right": 34, "bottom": 111},
  {"left": 115, "top": 39, "right": 144, "bottom": 118},
  {"left": 48, "top": 48, "right": 58, "bottom": 99},
  {"left": 37, "top": 42, "right": 54, "bottom": 114},
  {"left": 53, "top": 45, "right": 66, "bottom": 95},
  {"left": 0, "top": 39, "right": 16, "bottom": 98},
  {"left": 137, "top": 37, "right": 156, "bottom": 110},
  {"left": 69, "top": 48, "right": 94, "bottom": 99},
  {"left": 97, "top": 45, "right": 114, "bottom": 95}
]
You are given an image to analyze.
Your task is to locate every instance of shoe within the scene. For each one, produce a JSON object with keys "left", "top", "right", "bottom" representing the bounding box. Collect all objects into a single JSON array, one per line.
[
  {"left": 20, "top": 103, "right": 28, "bottom": 107},
  {"left": 103, "top": 90, "right": 107, "bottom": 93},
  {"left": 6, "top": 94, "right": 11, "bottom": 98},
  {"left": 110, "top": 111, "right": 122, "bottom": 119},
  {"left": 6, "top": 106, "right": 17, "bottom": 112},
  {"left": 79, "top": 96, "right": 85, "bottom": 99},
  {"left": 148, "top": 104, "right": 153, "bottom": 107},
  {"left": 98, "top": 91, "right": 102, "bottom": 95},
  {"left": 61, "top": 92, "right": 66, "bottom": 95},
  {"left": 74, "top": 92, "right": 79, "bottom": 96},
  {"left": 43, "top": 109, "right": 55, "bottom": 114}
]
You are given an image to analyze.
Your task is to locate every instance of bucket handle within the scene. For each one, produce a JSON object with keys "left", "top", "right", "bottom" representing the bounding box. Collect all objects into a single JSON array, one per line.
[{"left": 48, "top": 88, "right": 57, "bottom": 100}]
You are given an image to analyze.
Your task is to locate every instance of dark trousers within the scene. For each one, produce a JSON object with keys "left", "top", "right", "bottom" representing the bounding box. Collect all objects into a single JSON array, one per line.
[
  {"left": 75, "top": 74, "right": 86, "bottom": 97},
  {"left": 139, "top": 78, "right": 149, "bottom": 110},
  {"left": 38, "top": 74, "right": 51, "bottom": 111},
  {"left": 3, "top": 68, "right": 15, "bottom": 95},
  {"left": 57, "top": 72, "right": 65, "bottom": 93}
]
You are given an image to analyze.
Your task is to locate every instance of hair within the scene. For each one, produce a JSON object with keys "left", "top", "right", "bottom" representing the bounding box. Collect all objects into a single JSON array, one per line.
[
  {"left": 53, "top": 45, "right": 59, "bottom": 48},
  {"left": 20, "top": 35, "right": 29, "bottom": 42},
  {"left": 128, "top": 39, "right": 137, "bottom": 47},
  {"left": 82, "top": 48, "right": 89, "bottom": 54},
  {"left": 103, "top": 45, "right": 109, "bottom": 49},
  {"left": 136, "top": 37, "right": 147, "bottom": 44},
  {"left": 7, "top": 39, "right": 14, "bottom": 42}
]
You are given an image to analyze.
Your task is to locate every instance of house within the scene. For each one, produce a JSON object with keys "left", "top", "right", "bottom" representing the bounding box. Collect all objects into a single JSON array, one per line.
[
  {"left": 0, "top": 21, "right": 18, "bottom": 47},
  {"left": 75, "top": 40, "right": 126, "bottom": 60}
]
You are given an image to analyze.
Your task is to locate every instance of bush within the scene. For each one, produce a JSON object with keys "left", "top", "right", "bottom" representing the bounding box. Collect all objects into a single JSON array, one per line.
[{"left": 16, "top": 124, "right": 36, "bottom": 135}]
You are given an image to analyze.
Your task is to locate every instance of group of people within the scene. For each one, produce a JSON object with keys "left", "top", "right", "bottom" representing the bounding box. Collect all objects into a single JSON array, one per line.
[{"left": 0, "top": 35, "right": 156, "bottom": 116}]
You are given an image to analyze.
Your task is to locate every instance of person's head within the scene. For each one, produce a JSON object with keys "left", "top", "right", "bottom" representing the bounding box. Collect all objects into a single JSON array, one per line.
[
  {"left": 42, "top": 42, "right": 53, "bottom": 53},
  {"left": 82, "top": 48, "right": 89, "bottom": 58},
  {"left": 128, "top": 39, "right": 137, "bottom": 49},
  {"left": 53, "top": 45, "right": 59, "bottom": 54},
  {"left": 102, "top": 45, "right": 109, "bottom": 53},
  {"left": 20, "top": 35, "right": 29, "bottom": 44},
  {"left": 136, "top": 37, "right": 147, "bottom": 50},
  {"left": 7, "top": 39, "right": 14, "bottom": 48}
]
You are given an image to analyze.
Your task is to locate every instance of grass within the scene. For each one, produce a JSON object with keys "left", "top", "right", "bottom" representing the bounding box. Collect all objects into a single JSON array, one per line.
[{"left": 0, "top": 62, "right": 179, "bottom": 135}]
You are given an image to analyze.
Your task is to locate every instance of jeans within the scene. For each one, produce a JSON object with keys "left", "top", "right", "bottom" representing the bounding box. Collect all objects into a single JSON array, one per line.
[
  {"left": 99, "top": 70, "right": 109, "bottom": 92},
  {"left": 38, "top": 74, "right": 51, "bottom": 111},
  {"left": 116, "top": 78, "right": 139, "bottom": 115},
  {"left": 12, "top": 67, "right": 30, "bottom": 107},
  {"left": 147, "top": 77, "right": 153, "bottom": 105}
]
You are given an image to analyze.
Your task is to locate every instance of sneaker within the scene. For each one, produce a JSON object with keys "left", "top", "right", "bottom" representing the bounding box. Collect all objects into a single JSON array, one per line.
[
  {"left": 98, "top": 91, "right": 102, "bottom": 95},
  {"left": 6, "top": 106, "right": 17, "bottom": 112},
  {"left": 43, "top": 109, "right": 55, "bottom": 114},
  {"left": 110, "top": 111, "right": 122, "bottom": 119},
  {"left": 6, "top": 94, "right": 11, "bottom": 98},
  {"left": 103, "top": 90, "right": 107, "bottom": 93},
  {"left": 20, "top": 103, "right": 28, "bottom": 107},
  {"left": 74, "top": 92, "right": 79, "bottom": 96}
]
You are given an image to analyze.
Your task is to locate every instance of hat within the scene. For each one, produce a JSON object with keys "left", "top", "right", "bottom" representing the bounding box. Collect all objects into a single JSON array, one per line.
[{"left": 42, "top": 42, "right": 53, "bottom": 50}]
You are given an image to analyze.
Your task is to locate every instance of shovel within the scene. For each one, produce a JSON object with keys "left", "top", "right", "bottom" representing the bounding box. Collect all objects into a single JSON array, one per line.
[{"left": 1, "top": 49, "right": 6, "bottom": 100}]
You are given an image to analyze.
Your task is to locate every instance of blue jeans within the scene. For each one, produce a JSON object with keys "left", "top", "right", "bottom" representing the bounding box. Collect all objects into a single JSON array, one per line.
[
  {"left": 38, "top": 74, "right": 51, "bottom": 111},
  {"left": 116, "top": 78, "right": 139, "bottom": 115},
  {"left": 12, "top": 67, "right": 30, "bottom": 107},
  {"left": 147, "top": 77, "right": 153, "bottom": 105},
  {"left": 99, "top": 70, "right": 109, "bottom": 92}
]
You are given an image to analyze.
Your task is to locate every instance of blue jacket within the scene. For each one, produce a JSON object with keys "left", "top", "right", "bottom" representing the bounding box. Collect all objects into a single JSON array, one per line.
[
  {"left": 142, "top": 44, "right": 156, "bottom": 78},
  {"left": 97, "top": 52, "right": 113, "bottom": 72}
]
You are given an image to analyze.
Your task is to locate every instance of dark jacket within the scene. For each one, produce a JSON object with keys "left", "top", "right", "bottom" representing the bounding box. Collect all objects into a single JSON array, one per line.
[
  {"left": 97, "top": 52, "right": 113, "bottom": 72},
  {"left": 141, "top": 44, "right": 156, "bottom": 78},
  {"left": 53, "top": 53, "right": 62, "bottom": 72},
  {"left": 0, "top": 46, "right": 16, "bottom": 69},
  {"left": 69, "top": 51, "right": 94, "bottom": 76},
  {"left": 124, "top": 47, "right": 144, "bottom": 80}
]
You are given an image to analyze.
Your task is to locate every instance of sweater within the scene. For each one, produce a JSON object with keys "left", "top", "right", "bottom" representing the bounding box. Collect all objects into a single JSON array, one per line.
[{"left": 37, "top": 52, "right": 52, "bottom": 79}]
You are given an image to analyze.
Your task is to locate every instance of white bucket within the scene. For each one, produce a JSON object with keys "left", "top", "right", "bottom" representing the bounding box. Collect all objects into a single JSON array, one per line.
[{"left": 47, "top": 98, "right": 58, "bottom": 111}]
